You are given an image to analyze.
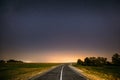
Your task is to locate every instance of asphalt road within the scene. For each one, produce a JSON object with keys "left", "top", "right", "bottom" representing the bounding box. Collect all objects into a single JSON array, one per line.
[{"left": 33, "top": 64, "right": 87, "bottom": 80}]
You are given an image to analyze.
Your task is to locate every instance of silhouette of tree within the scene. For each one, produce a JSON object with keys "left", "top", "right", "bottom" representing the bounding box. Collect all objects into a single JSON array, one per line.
[
  {"left": 89, "top": 57, "right": 97, "bottom": 66},
  {"left": 84, "top": 57, "right": 107, "bottom": 66},
  {"left": 77, "top": 59, "right": 83, "bottom": 65},
  {"left": 7, "top": 59, "right": 23, "bottom": 63},
  {"left": 106, "top": 61, "right": 112, "bottom": 65},
  {"left": 84, "top": 57, "right": 91, "bottom": 66},
  {"left": 96, "top": 57, "right": 107, "bottom": 66},
  {"left": 112, "top": 53, "right": 120, "bottom": 65},
  {"left": 0, "top": 60, "right": 5, "bottom": 63}
]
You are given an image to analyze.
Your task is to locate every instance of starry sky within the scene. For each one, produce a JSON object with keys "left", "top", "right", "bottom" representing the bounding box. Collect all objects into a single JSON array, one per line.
[{"left": 0, "top": 0, "right": 120, "bottom": 62}]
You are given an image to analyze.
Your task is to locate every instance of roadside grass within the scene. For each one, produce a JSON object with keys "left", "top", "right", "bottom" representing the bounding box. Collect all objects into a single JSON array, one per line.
[
  {"left": 0, "top": 63, "right": 60, "bottom": 80},
  {"left": 74, "top": 64, "right": 120, "bottom": 80}
]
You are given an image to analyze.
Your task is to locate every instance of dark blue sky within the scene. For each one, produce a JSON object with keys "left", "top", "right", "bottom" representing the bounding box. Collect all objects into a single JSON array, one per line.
[{"left": 0, "top": 0, "right": 120, "bottom": 62}]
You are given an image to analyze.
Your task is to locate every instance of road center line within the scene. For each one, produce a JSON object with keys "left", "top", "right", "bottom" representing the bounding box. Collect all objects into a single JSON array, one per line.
[{"left": 60, "top": 66, "right": 64, "bottom": 80}]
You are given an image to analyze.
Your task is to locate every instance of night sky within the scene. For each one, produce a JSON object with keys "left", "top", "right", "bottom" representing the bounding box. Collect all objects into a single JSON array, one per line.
[{"left": 1, "top": 0, "right": 120, "bottom": 62}]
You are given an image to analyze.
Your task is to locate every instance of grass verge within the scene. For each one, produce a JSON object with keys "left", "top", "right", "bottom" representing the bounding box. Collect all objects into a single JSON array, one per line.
[
  {"left": 0, "top": 63, "right": 60, "bottom": 80},
  {"left": 73, "top": 64, "right": 120, "bottom": 80}
]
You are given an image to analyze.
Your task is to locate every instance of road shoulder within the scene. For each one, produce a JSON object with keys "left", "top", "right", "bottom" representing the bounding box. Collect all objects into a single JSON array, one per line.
[
  {"left": 29, "top": 65, "right": 59, "bottom": 80},
  {"left": 69, "top": 65, "right": 89, "bottom": 80}
]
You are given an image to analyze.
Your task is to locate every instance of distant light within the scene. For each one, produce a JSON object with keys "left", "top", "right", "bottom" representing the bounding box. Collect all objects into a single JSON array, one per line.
[{"left": 24, "top": 61, "right": 32, "bottom": 63}]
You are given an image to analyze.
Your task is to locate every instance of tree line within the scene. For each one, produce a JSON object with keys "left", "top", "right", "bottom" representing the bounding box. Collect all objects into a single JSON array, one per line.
[
  {"left": 77, "top": 53, "right": 120, "bottom": 66},
  {"left": 0, "top": 59, "right": 23, "bottom": 63}
]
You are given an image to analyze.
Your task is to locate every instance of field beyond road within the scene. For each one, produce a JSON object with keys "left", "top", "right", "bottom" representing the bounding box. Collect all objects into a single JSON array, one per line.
[
  {"left": 74, "top": 64, "right": 120, "bottom": 80},
  {"left": 0, "top": 63, "right": 60, "bottom": 80}
]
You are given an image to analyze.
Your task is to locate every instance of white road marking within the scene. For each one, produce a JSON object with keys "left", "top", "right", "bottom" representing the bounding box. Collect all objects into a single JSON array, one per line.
[{"left": 60, "top": 66, "right": 64, "bottom": 80}]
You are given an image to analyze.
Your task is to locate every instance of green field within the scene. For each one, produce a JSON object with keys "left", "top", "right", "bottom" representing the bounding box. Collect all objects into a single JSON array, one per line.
[
  {"left": 74, "top": 64, "right": 120, "bottom": 80},
  {"left": 0, "top": 63, "right": 60, "bottom": 80}
]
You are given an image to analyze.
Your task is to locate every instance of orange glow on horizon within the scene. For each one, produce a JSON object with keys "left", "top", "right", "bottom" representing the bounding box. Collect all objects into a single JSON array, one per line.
[{"left": 1, "top": 50, "right": 112, "bottom": 63}]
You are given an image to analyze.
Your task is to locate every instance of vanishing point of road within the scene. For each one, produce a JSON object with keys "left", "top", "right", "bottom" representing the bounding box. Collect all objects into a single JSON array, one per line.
[{"left": 32, "top": 64, "right": 87, "bottom": 80}]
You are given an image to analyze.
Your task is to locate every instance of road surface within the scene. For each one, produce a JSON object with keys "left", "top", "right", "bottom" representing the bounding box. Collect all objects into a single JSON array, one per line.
[{"left": 33, "top": 64, "right": 87, "bottom": 80}]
